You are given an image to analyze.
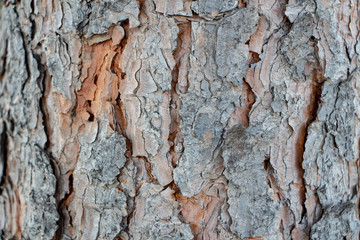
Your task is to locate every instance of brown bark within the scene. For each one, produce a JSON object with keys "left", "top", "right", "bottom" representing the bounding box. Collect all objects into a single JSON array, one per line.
[{"left": 0, "top": 0, "right": 360, "bottom": 239}]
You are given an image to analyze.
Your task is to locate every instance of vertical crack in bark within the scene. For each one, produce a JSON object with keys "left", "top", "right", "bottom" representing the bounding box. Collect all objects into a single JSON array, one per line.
[
  {"left": 29, "top": 0, "right": 36, "bottom": 40},
  {"left": 295, "top": 127, "right": 307, "bottom": 225},
  {"left": 294, "top": 35, "right": 326, "bottom": 237},
  {"left": 37, "top": 66, "right": 66, "bottom": 240},
  {"left": 296, "top": 71, "right": 323, "bottom": 224},
  {"left": 165, "top": 19, "right": 194, "bottom": 234},
  {"left": 308, "top": 36, "right": 325, "bottom": 123},
  {"left": 138, "top": 156, "right": 157, "bottom": 182},
  {"left": 264, "top": 156, "right": 281, "bottom": 200},
  {"left": 226, "top": 19, "right": 260, "bottom": 129},
  {"left": 108, "top": 20, "right": 146, "bottom": 236},
  {"left": 0, "top": 123, "right": 8, "bottom": 195},
  {"left": 34, "top": 46, "right": 71, "bottom": 239},
  {"left": 0, "top": 122, "right": 21, "bottom": 238},
  {"left": 28, "top": 10, "right": 67, "bottom": 237},
  {"left": 0, "top": 38, "right": 8, "bottom": 81},
  {"left": 37, "top": 58, "right": 51, "bottom": 148},
  {"left": 34, "top": 36, "right": 72, "bottom": 239},
  {"left": 169, "top": 20, "right": 190, "bottom": 161},
  {"left": 264, "top": 153, "right": 295, "bottom": 238},
  {"left": 12, "top": 6, "right": 32, "bottom": 94},
  {"left": 111, "top": 20, "right": 129, "bottom": 137},
  {"left": 168, "top": 20, "right": 191, "bottom": 168},
  {"left": 54, "top": 171, "right": 74, "bottom": 240},
  {"left": 357, "top": 157, "right": 360, "bottom": 219}
]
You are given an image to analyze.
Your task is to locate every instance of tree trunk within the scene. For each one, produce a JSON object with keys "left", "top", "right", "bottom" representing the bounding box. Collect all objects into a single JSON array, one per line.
[{"left": 0, "top": 0, "right": 359, "bottom": 239}]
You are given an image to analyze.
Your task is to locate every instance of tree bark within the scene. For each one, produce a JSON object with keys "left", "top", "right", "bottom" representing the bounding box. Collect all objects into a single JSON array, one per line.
[{"left": 0, "top": 0, "right": 359, "bottom": 239}]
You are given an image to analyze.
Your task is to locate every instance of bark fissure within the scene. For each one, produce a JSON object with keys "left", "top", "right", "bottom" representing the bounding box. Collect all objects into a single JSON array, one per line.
[
  {"left": 0, "top": 38, "right": 8, "bottom": 80},
  {"left": 12, "top": 6, "right": 31, "bottom": 94},
  {"left": 54, "top": 172, "right": 74, "bottom": 240},
  {"left": 0, "top": 123, "right": 8, "bottom": 195},
  {"left": 35, "top": 52, "right": 68, "bottom": 240},
  {"left": 298, "top": 36, "right": 326, "bottom": 233},
  {"left": 169, "top": 20, "right": 191, "bottom": 168}
]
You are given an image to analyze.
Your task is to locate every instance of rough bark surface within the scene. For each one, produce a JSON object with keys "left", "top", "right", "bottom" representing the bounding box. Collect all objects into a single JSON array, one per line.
[{"left": 0, "top": 0, "right": 360, "bottom": 239}]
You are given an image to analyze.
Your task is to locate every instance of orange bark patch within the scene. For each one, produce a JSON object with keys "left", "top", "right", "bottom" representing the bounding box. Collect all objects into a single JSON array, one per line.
[
  {"left": 77, "top": 41, "right": 118, "bottom": 120},
  {"left": 75, "top": 23, "right": 129, "bottom": 133},
  {"left": 238, "top": 0, "right": 247, "bottom": 8},
  {"left": 249, "top": 15, "right": 269, "bottom": 54},
  {"left": 176, "top": 182, "right": 226, "bottom": 240}
]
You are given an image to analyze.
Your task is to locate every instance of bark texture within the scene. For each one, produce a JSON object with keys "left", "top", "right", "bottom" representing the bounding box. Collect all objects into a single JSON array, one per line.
[{"left": 0, "top": 0, "right": 360, "bottom": 239}]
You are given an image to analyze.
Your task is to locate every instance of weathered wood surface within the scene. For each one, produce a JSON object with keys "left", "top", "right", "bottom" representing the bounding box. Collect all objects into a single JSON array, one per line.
[{"left": 0, "top": 0, "right": 360, "bottom": 239}]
